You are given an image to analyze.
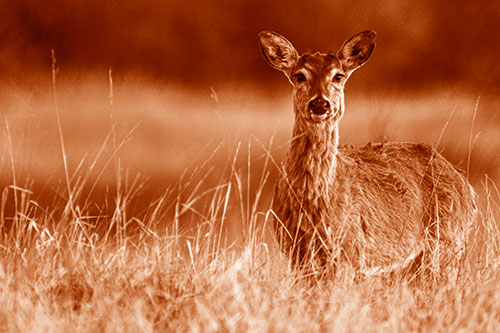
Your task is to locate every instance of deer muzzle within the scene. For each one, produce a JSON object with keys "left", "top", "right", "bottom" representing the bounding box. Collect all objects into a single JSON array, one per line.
[{"left": 308, "top": 97, "right": 336, "bottom": 121}]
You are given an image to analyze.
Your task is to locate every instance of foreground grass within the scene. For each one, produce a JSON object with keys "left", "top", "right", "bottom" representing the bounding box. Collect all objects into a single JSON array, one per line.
[
  {"left": 1, "top": 151, "right": 500, "bottom": 332},
  {"left": 1, "top": 200, "right": 500, "bottom": 332},
  {"left": 1, "top": 76, "right": 500, "bottom": 331}
]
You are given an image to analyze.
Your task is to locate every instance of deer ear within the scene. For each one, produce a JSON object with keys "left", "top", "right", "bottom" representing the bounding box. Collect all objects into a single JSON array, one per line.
[
  {"left": 258, "top": 31, "right": 298, "bottom": 73},
  {"left": 337, "top": 31, "right": 376, "bottom": 73}
]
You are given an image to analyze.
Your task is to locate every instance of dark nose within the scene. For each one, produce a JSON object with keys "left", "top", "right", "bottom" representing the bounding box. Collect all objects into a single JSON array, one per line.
[{"left": 309, "top": 98, "right": 330, "bottom": 115}]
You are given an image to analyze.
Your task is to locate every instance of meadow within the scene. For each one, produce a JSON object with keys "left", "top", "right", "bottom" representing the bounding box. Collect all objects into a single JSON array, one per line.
[{"left": 1, "top": 71, "right": 500, "bottom": 331}]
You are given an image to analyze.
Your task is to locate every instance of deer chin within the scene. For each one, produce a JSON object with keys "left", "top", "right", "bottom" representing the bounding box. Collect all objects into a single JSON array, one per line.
[
  {"left": 309, "top": 108, "right": 339, "bottom": 122},
  {"left": 310, "top": 111, "right": 329, "bottom": 122}
]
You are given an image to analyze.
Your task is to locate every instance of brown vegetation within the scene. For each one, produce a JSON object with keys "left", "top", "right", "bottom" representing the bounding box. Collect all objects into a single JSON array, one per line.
[{"left": 0, "top": 69, "right": 499, "bottom": 331}]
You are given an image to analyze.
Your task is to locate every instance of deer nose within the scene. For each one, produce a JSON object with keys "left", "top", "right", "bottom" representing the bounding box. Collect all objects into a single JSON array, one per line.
[{"left": 309, "top": 98, "right": 330, "bottom": 115}]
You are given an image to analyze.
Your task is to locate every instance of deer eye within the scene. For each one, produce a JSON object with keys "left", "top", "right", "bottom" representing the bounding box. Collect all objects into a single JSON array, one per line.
[
  {"left": 333, "top": 73, "right": 345, "bottom": 82},
  {"left": 293, "top": 73, "right": 307, "bottom": 83}
]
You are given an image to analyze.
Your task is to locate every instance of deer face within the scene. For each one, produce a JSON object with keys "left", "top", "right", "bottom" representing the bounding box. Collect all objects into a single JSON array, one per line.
[
  {"left": 291, "top": 53, "right": 346, "bottom": 122},
  {"left": 258, "top": 31, "right": 376, "bottom": 124}
]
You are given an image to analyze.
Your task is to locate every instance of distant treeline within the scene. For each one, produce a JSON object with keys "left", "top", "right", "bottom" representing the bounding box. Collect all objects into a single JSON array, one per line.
[{"left": 1, "top": 0, "right": 498, "bottom": 92}]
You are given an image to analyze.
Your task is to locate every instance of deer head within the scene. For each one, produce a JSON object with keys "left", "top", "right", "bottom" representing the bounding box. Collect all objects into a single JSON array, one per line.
[{"left": 258, "top": 31, "right": 376, "bottom": 125}]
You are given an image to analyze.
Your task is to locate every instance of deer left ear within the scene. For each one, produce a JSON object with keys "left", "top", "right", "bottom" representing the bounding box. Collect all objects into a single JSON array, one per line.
[{"left": 337, "top": 31, "right": 376, "bottom": 73}]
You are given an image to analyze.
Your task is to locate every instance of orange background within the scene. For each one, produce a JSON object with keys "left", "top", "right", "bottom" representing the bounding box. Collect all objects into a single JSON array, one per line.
[{"left": 2, "top": 0, "right": 499, "bottom": 94}]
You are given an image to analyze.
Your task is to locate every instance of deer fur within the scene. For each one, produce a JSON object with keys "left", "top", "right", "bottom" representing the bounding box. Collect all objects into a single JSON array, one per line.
[{"left": 258, "top": 30, "right": 477, "bottom": 277}]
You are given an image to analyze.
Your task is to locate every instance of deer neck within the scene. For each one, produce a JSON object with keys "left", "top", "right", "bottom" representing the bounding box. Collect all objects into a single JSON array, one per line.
[{"left": 285, "top": 112, "right": 340, "bottom": 206}]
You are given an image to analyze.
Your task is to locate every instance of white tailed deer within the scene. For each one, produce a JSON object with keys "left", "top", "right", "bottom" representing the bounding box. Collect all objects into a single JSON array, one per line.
[{"left": 258, "top": 30, "right": 477, "bottom": 278}]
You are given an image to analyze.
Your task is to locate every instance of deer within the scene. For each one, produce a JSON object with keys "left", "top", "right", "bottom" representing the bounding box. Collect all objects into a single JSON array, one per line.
[{"left": 258, "top": 30, "right": 477, "bottom": 280}]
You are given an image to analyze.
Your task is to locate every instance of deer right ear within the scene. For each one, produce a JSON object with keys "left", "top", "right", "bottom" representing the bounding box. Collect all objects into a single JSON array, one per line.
[
  {"left": 337, "top": 30, "right": 376, "bottom": 73},
  {"left": 258, "top": 31, "right": 298, "bottom": 73}
]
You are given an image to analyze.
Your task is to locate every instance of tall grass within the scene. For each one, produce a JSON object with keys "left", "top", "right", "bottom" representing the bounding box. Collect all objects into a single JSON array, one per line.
[{"left": 1, "top": 72, "right": 500, "bottom": 331}]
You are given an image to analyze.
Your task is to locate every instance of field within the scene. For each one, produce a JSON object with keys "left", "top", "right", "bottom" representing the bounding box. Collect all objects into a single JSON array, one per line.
[{"left": 1, "top": 72, "right": 500, "bottom": 331}]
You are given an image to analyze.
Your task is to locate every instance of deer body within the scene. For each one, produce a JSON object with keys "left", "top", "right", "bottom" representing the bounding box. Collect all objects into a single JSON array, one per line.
[{"left": 259, "top": 31, "right": 477, "bottom": 275}]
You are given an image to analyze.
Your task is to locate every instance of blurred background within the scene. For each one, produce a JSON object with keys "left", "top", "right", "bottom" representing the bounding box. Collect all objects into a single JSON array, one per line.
[
  {"left": 0, "top": 0, "right": 499, "bottom": 231},
  {"left": 1, "top": 0, "right": 499, "bottom": 94}
]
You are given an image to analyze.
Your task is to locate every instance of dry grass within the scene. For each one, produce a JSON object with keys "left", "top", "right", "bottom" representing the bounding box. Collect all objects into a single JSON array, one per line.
[{"left": 1, "top": 73, "right": 500, "bottom": 331}]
